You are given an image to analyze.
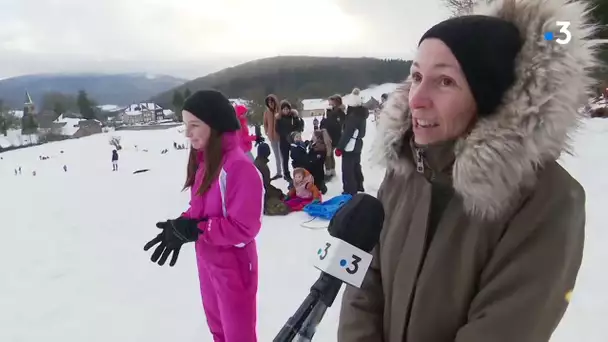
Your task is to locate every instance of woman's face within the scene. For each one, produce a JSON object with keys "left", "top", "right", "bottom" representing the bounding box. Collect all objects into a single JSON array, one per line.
[
  {"left": 408, "top": 38, "right": 477, "bottom": 145},
  {"left": 268, "top": 100, "right": 275, "bottom": 110},
  {"left": 183, "top": 110, "right": 211, "bottom": 150},
  {"left": 281, "top": 107, "right": 291, "bottom": 115}
]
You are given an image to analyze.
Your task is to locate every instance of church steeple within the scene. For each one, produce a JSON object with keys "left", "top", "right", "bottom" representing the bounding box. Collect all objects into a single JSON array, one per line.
[{"left": 24, "top": 91, "right": 35, "bottom": 116}]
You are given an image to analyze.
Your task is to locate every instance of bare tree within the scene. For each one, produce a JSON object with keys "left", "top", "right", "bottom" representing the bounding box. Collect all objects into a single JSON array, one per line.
[{"left": 443, "top": 0, "right": 493, "bottom": 15}]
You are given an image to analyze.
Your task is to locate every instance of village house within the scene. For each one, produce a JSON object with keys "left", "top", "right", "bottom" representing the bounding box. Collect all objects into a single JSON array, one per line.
[
  {"left": 121, "top": 102, "right": 164, "bottom": 125},
  {"left": 301, "top": 99, "right": 329, "bottom": 117}
]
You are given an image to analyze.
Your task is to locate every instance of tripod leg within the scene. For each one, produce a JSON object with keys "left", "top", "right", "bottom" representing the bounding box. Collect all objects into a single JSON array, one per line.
[{"left": 295, "top": 301, "right": 329, "bottom": 341}]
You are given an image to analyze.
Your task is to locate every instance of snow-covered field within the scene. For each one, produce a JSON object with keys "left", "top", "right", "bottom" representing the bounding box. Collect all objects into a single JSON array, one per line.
[{"left": 0, "top": 115, "right": 606, "bottom": 341}]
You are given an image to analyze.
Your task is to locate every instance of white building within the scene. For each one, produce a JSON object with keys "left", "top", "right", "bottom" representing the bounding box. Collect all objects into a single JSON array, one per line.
[
  {"left": 121, "top": 103, "right": 164, "bottom": 125},
  {"left": 301, "top": 99, "right": 329, "bottom": 117}
]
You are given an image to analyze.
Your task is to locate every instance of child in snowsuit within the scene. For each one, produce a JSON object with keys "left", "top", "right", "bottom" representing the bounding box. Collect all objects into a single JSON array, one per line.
[
  {"left": 144, "top": 90, "right": 263, "bottom": 342},
  {"left": 308, "top": 129, "right": 331, "bottom": 194},
  {"left": 112, "top": 149, "right": 119, "bottom": 171},
  {"left": 234, "top": 104, "right": 257, "bottom": 161},
  {"left": 254, "top": 142, "right": 290, "bottom": 216},
  {"left": 289, "top": 132, "right": 309, "bottom": 170},
  {"left": 284, "top": 168, "right": 321, "bottom": 211}
]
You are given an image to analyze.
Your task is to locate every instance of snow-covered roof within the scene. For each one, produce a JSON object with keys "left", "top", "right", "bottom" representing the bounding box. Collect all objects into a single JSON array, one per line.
[
  {"left": 342, "top": 83, "right": 400, "bottom": 105},
  {"left": 8, "top": 110, "right": 24, "bottom": 118},
  {"left": 54, "top": 114, "right": 83, "bottom": 136},
  {"left": 124, "top": 102, "right": 162, "bottom": 116},
  {"left": 302, "top": 99, "right": 329, "bottom": 111}
]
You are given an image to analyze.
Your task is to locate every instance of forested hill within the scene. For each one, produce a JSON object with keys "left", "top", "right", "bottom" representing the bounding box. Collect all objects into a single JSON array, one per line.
[{"left": 150, "top": 56, "right": 412, "bottom": 109}]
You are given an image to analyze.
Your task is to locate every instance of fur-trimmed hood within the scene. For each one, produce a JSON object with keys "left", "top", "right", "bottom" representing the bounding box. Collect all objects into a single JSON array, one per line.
[{"left": 372, "top": 0, "right": 601, "bottom": 220}]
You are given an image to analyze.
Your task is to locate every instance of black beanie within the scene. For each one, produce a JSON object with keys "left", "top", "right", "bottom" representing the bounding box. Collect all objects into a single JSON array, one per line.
[
  {"left": 257, "top": 142, "right": 271, "bottom": 159},
  {"left": 182, "top": 90, "right": 241, "bottom": 133},
  {"left": 419, "top": 15, "right": 523, "bottom": 117}
]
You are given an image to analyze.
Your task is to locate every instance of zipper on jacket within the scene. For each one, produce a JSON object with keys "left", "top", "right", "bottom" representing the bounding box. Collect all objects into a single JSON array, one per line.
[
  {"left": 415, "top": 148, "right": 425, "bottom": 174},
  {"left": 415, "top": 148, "right": 436, "bottom": 181}
]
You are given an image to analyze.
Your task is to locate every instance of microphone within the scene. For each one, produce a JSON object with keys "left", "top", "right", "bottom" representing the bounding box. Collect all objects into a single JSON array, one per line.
[{"left": 274, "top": 193, "right": 385, "bottom": 342}]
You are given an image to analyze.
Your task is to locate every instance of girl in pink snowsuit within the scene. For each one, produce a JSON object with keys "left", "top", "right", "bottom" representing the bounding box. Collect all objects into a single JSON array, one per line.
[
  {"left": 234, "top": 104, "right": 257, "bottom": 160},
  {"left": 144, "top": 90, "right": 263, "bottom": 342}
]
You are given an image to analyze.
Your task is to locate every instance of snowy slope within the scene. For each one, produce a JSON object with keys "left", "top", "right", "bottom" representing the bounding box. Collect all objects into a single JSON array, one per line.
[{"left": 0, "top": 116, "right": 606, "bottom": 341}]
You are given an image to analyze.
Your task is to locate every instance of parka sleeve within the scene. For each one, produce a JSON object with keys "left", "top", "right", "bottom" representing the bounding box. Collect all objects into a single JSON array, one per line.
[
  {"left": 337, "top": 180, "right": 386, "bottom": 341},
  {"left": 455, "top": 181, "right": 585, "bottom": 342},
  {"left": 199, "top": 160, "right": 264, "bottom": 246},
  {"left": 336, "top": 117, "right": 355, "bottom": 151}
]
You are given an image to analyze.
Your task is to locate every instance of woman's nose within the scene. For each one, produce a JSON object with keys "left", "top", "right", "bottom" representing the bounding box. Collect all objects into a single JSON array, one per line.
[{"left": 409, "top": 85, "right": 432, "bottom": 110}]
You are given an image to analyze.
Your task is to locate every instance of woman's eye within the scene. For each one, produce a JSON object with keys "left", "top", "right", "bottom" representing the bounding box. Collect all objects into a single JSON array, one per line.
[
  {"left": 411, "top": 72, "right": 422, "bottom": 83},
  {"left": 440, "top": 77, "right": 455, "bottom": 86}
]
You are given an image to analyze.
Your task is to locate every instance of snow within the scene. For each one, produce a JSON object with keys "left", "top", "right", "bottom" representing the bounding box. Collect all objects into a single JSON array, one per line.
[
  {"left": 0, "top": 112, "right": 606, "bottom": 341},
  {"left": 0, "top": 128, "right": 39, "bottom": 148}
]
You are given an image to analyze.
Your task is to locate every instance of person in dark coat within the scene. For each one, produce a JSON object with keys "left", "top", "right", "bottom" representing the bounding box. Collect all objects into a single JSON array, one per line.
[
  {"left": 335, "top": 88, "right": 367, "bottom": 195},
  {"left": 254, "top": 142, "right": 290, "bottom": 216},
  {"left": 320, "top": 94, "right": 345, "bottom": 178},
  {"left": 275, "top": 100, "right": 303, "bottom": 182},
  {"left": 112, "top": 149, "right": 119, "bottom": 171},
  {"left": 308, "top": 129, "right": 331, "bottom": 194},
  {"left": 289, "top": 131, "right": 309, "bottom": 170}
]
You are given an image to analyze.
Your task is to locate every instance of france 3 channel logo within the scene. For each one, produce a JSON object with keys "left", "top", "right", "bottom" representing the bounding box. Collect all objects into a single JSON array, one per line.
[{"left": 544, "top": 21, "right": 572, "bottom": 45}]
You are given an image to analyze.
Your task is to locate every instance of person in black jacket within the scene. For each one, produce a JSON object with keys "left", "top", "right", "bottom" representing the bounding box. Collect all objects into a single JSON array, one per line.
[
  {"left": 275, "top": 100, "right": 303, "bottom": 181},
  {"left": 112, "top": 149, "right": 119, "bottom": 171},
  {"left": 320, "top": 94, "right": 346, "bottom": 178},
  {"left": 289, "top": 132, "right": 309, "bottom": 169},
  {"left": 335, "top": 88, "right": 367, "bottom": 195}
]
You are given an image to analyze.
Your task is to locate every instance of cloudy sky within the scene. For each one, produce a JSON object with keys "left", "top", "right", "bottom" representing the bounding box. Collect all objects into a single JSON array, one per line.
[{"left": 1, "top": 0, "right": 451, "bottom": 79}]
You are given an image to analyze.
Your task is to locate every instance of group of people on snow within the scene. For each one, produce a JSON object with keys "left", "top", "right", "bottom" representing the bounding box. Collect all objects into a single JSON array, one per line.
[{"left": 255, "top": 89, "right": 370, "bottom": 215}]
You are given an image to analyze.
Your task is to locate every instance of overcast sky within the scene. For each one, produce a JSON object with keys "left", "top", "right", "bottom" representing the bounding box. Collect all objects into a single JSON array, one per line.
[{"left": 0, "top": 0, "right": 451, "bottom": 79}]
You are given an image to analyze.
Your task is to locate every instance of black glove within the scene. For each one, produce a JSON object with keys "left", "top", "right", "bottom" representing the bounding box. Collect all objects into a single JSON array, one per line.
[
  {"left": 255, "top": 135, "right": 265, "bottom": 146},
  {"left": 143, "top": 217, "right": 203, "bottom": 266}
]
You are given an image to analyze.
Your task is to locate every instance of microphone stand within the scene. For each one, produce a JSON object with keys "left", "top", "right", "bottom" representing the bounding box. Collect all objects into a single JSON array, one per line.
[{"left": 273, "top": 273, "right": 343, "bottom": 342}]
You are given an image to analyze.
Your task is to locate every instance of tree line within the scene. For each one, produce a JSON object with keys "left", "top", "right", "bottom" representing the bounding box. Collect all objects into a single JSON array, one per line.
[
  {"left": 162, "top": 58, "right": 412, "bottom": 126},
  {"left": 0, "top": 89, "right": 102, "bottom": 136}
]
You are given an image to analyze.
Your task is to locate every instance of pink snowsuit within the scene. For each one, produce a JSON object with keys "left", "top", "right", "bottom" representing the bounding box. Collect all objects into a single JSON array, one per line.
[
  {"left": 235, "top": 104, "right": 256, "bottom": 153},
  {"left": 182, "top": 131, "right": 264, "bottom": 342}
]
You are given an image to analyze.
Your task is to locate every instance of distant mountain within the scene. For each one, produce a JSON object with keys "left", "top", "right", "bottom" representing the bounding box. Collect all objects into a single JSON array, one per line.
[
  {"left": 150, "top": 56, "right": 411, "bottom": 110},
  {"left": 0, "top": 73, "right": 187, "bottom": 108}
]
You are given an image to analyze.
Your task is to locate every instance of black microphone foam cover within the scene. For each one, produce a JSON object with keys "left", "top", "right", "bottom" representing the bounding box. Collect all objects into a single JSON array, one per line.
[{"left": 328, "top": 193, "right": 385, "bottom": 252}]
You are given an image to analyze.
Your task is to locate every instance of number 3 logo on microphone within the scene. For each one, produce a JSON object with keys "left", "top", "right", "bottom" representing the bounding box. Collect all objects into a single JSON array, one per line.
[{"left": 340, "top": 255, "right": 362, "bottom": 274}]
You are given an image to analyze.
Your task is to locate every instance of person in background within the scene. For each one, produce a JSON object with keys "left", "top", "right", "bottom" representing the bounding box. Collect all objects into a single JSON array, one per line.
[
  {"left": 338, "top": 0, "right": 592, "bottom": 341},
  {"left": 112, "top": 149, "right": 119, "bottom": 171},
  {"left": 144, "top": 90, "right": 263, "bottom": 342},
  {"left": 375, "top": 93, "right": 389, "bottom": 123},
  {"left": 275, "top": 100, "right": 303, "bottom": 182},
  {"left": 308, "top": 129, "right": 331, "bottom": 194},
  {"left": 335, "top": 88, "right": 367, "bottom": 195},
  {"left": 289, "top": 131, "right": 309, "bottom": 170},
  {"left": 254, "top": 142, "right": 290, "bottom": 216},
  {"left": 313, "top": 116, "right": 319, "bottom": 130},
  {"left": 284, "top": 167, "right": 321, "bottom": 211},
  {"left": 320, "top": 94, "right": 345, "bottom": 179},
  {"left": 234, "top": 104, "right": 257, "bottom": 160},
  {"left": 263, "top": 94, "right": 283, "bottom": 180}
]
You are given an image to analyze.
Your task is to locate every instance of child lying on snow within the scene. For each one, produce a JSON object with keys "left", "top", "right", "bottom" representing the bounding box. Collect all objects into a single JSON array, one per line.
[
  {"left": 254, "top": 142, "right": 291, "bottom": 216},
  {"left": 284, "top": 168, "right": 322, "bottom": 211}
]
